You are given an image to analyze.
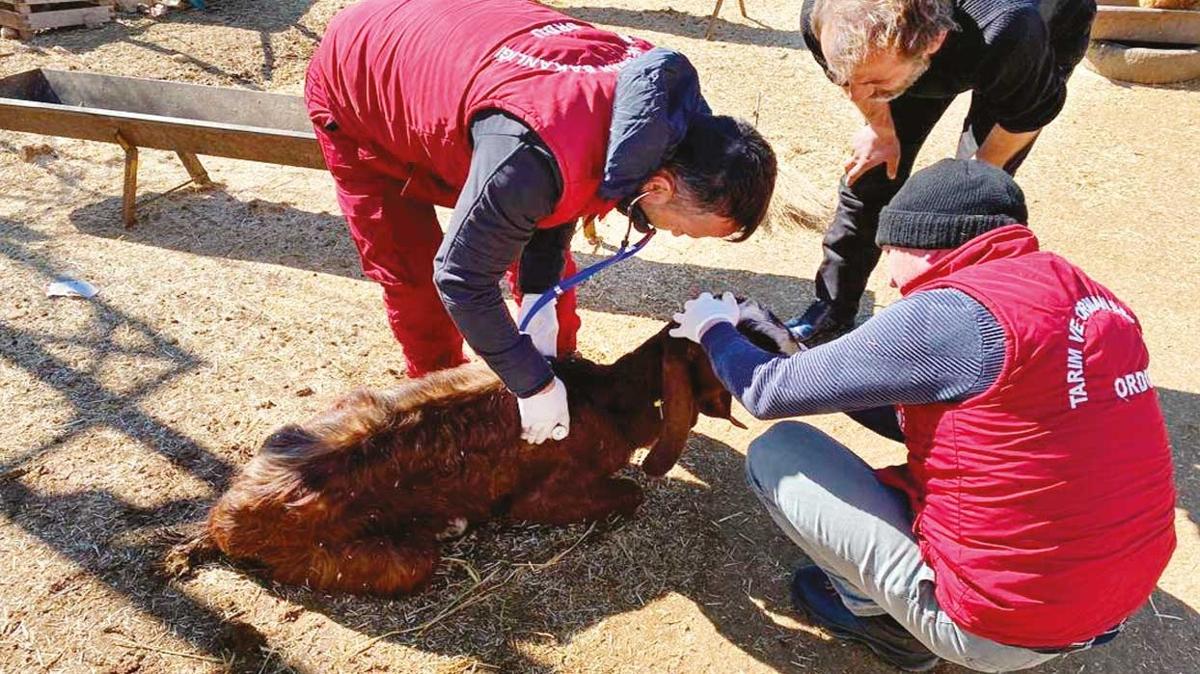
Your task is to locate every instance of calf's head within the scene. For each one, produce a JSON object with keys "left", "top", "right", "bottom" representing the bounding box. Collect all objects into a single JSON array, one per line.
[{"left": 641, "top": 298, "right": 800, "bottom": 477}]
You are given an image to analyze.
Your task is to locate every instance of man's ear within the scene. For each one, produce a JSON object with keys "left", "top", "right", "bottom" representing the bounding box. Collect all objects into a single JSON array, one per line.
[
  {"left": 637, "top": 171, "right": 675, "bottom": 206},
  {"left": 924, "top": 30, "right": 948, "bottom": 57}
]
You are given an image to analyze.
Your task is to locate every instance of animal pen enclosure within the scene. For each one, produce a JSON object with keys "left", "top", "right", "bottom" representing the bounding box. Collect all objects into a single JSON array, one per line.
[
  {"left": 0, "top": 0, "right": 114, "bottom": 40},
  {"left": 0, "top": 67, "right": 324, "bottom": 225}
]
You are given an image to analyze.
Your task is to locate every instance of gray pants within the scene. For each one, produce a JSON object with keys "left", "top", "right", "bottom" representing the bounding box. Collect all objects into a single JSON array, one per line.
[{"left": 746, "top": 421, "right": 1059, "bottom": 672}]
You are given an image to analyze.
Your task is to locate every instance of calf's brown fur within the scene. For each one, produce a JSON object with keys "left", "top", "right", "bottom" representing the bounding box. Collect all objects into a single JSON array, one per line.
[{"left": 168, "top": 319, "right": 788, "bottom": 596}]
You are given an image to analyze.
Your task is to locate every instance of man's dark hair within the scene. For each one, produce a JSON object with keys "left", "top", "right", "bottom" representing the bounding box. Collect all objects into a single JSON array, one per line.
[{"left": 664, "top": 114, "right": 777, "bottom": 242}]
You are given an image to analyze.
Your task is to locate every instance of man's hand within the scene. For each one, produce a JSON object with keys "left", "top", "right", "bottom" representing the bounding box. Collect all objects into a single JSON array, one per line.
[
  {"left": 518, "top": 376, "right": 570, "bottom": 444},
  {"left": 846, "top": 123, "right": 901, "bottom": 185},
  {"left": 670, "top": 291, "right": 740, "bottom": 344},
  {"left": 517, "top": 293, "right": 559, "bottom": 358}
]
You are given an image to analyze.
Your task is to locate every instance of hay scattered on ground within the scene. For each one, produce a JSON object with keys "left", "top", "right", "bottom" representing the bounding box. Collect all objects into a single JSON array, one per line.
[{"left": 1, "top": 1, "right": 1198, "bottom": 673}]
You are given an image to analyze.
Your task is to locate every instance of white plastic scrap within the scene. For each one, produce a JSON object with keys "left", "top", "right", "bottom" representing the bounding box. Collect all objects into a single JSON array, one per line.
[{"left": 46, "top": 277, "right": 99, "bottom": 299}]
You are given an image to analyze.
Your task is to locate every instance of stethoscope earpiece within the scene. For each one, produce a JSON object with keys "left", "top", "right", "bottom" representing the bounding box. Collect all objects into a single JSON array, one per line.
[{"left": 626, "top": 191, "right": 654, "bottom": 235}]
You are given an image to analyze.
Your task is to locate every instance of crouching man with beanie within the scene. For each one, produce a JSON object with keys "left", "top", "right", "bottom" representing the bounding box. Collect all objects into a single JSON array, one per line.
[{"left": 669, "top": 159, "right": 1176, "bottom": 672}]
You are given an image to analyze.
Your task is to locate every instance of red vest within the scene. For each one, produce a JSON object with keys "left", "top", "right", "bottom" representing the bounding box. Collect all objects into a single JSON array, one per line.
[
  {"left": 308, "top": 0, "right": 651, "bottom": 225},
  {"left": 880, "top": 226, "right": 1176, "bottom": 647}
]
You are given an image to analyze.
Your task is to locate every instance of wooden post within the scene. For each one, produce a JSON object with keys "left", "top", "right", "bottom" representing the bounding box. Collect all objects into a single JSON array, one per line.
[
  {"left": 115, "top": 131, "right": 138, "bottom": 228},
  {"left": 581, "top": 214, "right": 601, "bottom": 247},
  {"left": 706, "top": 0, "right": 725, "bottom": 40},
  {"left": 175, "top": 150, "right": 212, "bottom": 187}
]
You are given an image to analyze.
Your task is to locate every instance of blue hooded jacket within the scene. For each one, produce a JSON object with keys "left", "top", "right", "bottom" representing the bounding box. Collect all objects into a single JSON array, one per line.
[{"left": 600, "top": 48, "right": 711, "bottom": 200}]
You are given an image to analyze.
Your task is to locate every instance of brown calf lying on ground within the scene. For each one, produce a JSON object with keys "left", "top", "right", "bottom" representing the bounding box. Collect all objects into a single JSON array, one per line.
[{"left": 168, "top": 300, "right": 799, "bottom": 596}]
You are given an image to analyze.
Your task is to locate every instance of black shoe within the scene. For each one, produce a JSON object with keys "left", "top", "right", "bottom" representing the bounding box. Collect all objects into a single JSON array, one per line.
[
  {"left": 790, "top": 565, "right": 941, "bottom": 672},
  {"left": 785, "top": 300, "right": 856, "bottom": 347}
]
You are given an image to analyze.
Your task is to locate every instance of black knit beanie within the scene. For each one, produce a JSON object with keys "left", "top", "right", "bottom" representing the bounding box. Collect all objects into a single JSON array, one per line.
[{"left": 876, "top": 159, "right": 1028, "bottom": 249}]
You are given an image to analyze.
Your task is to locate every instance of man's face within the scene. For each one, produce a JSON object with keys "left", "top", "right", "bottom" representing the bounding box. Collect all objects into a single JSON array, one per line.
[
  {"left": 821, "top": 26, "right": 947, "bottom": 103},
  {"left": 636, "top": 173, "right": 739, "bottom": 239},
  {"left": 844, "top": 48, "right": 932, "bottom": 103},
  {"left": 640, "top": 200, "right": 737, "bottom": 239},
  {"left": 885, "top": 245, "right": 950, "bottom": 289}
]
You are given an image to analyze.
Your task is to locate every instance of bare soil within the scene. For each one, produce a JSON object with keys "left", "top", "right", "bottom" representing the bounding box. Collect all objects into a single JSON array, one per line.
[{"left": 1, "top": 2, "right": 1197, "bottom": 673}]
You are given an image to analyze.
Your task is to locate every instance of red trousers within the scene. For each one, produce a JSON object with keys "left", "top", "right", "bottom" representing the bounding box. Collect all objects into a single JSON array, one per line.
[{"left": 310, "top": 121, "right": 581, "bottom": 377}]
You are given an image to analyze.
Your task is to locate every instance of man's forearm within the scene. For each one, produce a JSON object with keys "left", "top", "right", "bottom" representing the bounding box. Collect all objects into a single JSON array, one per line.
[
  {"left": 975, "top": 125, "right": 1040, "bottom": 170},
  {"left": 698, "top": 290, "right": 1003, "bottom": 419},
  {"left": 432, "top": 112, "right": 562, "bottom": 398}
]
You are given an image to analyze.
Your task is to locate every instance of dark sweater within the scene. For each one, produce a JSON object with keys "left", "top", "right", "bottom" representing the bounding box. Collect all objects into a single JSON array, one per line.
[{"left": 801, "top": 0, "right": 1097, "bottom": 131}]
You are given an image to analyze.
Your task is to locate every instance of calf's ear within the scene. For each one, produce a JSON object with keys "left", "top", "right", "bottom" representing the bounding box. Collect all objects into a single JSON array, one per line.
[{"left": 642, "top": 338, "right": 698, "bottom": 477}]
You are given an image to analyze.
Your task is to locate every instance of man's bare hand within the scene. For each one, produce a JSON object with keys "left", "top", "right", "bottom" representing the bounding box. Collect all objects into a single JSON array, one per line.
[{"left": 845, "top": 123, "right": 901, "bottom": 185}]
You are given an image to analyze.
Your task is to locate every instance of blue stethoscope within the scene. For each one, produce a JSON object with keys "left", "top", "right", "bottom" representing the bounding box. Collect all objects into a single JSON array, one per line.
[{"left": 517, "top": 192, "right": 657, "bottom": 333}]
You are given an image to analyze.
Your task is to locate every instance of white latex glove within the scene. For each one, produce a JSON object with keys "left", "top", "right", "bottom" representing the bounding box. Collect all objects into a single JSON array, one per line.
[
  {"left": 517, "top": 376, "right": 570, "bottom": 444},
  {"left": 517, "top": 292, "right": 559, "bottom": 358},
  {"left": 670, "top": 291, "right": 740, "bottom": 343}
]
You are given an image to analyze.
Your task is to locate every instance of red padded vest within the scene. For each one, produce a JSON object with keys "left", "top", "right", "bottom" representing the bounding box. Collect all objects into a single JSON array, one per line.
[
  {"left": 307, "top": 0, "right": 652, "bottom": 224},
  {"left": 881, "top": 225, "right": 1176, "bottom": 647}
]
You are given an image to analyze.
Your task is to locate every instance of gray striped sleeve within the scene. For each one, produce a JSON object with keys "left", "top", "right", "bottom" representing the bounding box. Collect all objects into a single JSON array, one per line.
[{"left": 701, "top": 288, "right": 1006, "bottom": 420}]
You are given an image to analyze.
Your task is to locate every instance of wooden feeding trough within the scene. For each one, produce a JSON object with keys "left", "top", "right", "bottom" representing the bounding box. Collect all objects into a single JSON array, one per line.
[
  {"left": 0, "top": 68, "right": 326, "bottom": 226},
  {"left": 1087, "top": 3, "right": 1200, "bottom": 84},
  {"left": 0, "top": 0, "right": 114, "bottom": 41}
]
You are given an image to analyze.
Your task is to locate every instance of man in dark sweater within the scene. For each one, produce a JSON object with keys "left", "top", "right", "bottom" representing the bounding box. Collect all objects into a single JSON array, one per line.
[
  {"left": 670, "top": 160, "right": 1175, "bottom": 672},
  {"left": 790, "top": 0, "right": 1096, "bottom": 344}
]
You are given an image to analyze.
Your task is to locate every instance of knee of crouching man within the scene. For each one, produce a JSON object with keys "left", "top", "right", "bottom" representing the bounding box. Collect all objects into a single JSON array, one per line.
[{"left": 746, "top": 421, "right": 818, "bottom": 494}]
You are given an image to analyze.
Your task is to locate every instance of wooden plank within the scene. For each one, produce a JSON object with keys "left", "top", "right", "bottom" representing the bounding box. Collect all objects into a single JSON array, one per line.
[
  {"left": 1092, "top": 6, "right": 1200, "bottom": 45},
  {"left": 19, "top": 0, "right": 109, "bottom": 7},
  {"left": 16, "top": 0, "right": 113, "bottom": 9},
  {"left": 0, "top": 69, "right": 326, "bottom": 169},
  {"left": 37, "top": 69, "right": 314, "bottom": 132},
  {"left": 0, "top": 3, "right": 32, "bottom": 17},
  {"left": 176, "top": 150, "right": 212, "bottom": 186},
  {"left": 0, "top": 8, "right": 31, "bottom": 28},
  {"left": 25, "top": 5, "right": 109, "bottom": 29},
  {"left": 115, "top": 130, "right": 139, "bottom": 227},
  {"left": 0, "top": 101, "right": 326, "bottom": 169}
]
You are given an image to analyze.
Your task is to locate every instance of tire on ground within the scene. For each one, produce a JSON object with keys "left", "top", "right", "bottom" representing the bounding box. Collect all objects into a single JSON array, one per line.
[{"left": 1085, "top": 40, "right": 1200, "bottom": 84}]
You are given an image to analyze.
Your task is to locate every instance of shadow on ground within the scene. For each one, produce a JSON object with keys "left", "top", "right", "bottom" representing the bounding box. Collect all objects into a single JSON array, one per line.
[
  {"left": 558, "top": 4, "right": 806, "bottom": 50},
  {"left": 0, "top": 216, "right": 314, "bottom": 673},
  {"left": 68, "top": 190, "right": 870, "bottom": 324},
  {"left": 1160, "top": 387, "right": 1200, "bottom": 535}
]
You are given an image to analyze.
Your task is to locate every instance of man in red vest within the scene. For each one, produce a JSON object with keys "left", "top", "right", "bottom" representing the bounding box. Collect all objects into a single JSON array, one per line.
[
  {"left": 670, "top": 160, "right": 1176, "bottom": 671},
  {"left": 305, "top": 0, "right": 777, "bottom": 444}
]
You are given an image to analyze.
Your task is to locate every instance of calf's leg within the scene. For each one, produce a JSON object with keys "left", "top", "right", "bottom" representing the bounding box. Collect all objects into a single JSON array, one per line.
[
  {"left": 264, "top": 532, "right": 440, "bottom": 596},
  {"left": 508, "top": 476, "right": 644, "bottom": 525}
]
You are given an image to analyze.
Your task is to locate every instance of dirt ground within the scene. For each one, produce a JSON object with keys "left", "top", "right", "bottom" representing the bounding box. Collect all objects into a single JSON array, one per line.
[{"left": 0, "top": 1, "right": 1197, "bottom": 673}]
